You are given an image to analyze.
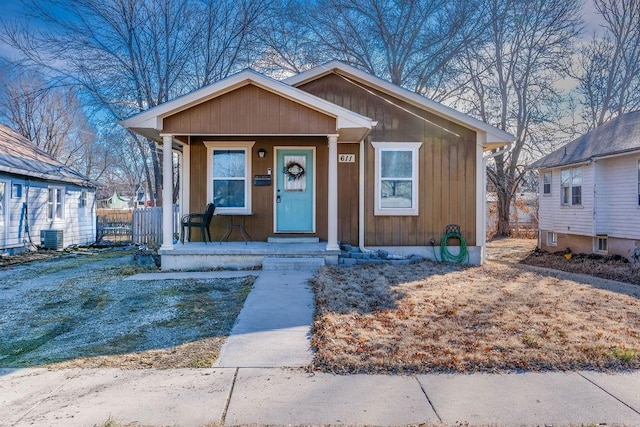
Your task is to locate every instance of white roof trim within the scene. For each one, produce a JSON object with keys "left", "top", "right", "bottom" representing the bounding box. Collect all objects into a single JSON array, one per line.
[
  {"left": 121, "top": 69, "right": 373, "bottom": 137},
  {"left": 285, "top": 61, "right": 514, "bottom": 147}
]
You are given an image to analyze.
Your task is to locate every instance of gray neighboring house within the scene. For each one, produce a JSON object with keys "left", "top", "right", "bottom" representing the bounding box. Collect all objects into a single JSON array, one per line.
[
  {"left": 530, "top": 110, "right": 640, "bottom": 259},
  {"left": 0, "top": 124, "right": 96, "bottom": 253}
]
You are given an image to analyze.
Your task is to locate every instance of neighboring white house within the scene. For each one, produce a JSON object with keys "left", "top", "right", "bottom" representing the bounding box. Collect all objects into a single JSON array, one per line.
[
  {"left": 0, "top": 124, "right": 97, "bottom": 253},
  {"left": 530, "top": 111, "right": 640, "bottom": 259}
]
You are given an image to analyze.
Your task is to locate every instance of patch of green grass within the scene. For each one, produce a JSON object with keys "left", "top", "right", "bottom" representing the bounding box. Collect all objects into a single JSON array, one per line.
[
  {"left": 608, "top": 346, "right": 638, "bottom": 363},
  {"left": 186, "top": 353, "right": 219, "bottom": 368},
  {"left": 0, "top": 318, "right": 75, "bottom": 365}
]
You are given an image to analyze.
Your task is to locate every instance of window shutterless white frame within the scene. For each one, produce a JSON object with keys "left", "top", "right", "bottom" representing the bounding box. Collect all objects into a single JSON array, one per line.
[
  {"left": 48, "top": 186, "right": 64, "bottom": 221},
  {"left": 560, "top": 166, "right": 582, "bottom": 206},
  {"left": 204, "top": 141, "right": 255, "bottom": 214},
  {"left": 543, "top": 171, "right": 551, "bottom": 195},
  {"left": 371, "top": 141, "right": 422, "bottom": 216},
  {"left": 547, "top": 231, "right": 557, "bottom": 246}
]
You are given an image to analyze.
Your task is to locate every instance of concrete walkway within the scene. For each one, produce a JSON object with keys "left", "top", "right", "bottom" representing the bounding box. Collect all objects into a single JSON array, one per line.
[
  {"left": 214, "top": 269, "right": 316, "bottom": 368},
  {"left": 3, "top": 267, "right": 640, "bottom": 426}
]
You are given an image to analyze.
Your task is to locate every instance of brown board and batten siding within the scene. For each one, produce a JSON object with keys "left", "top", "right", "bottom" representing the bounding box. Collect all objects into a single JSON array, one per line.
[
  {"left": 163, "top": 83, "right": 336, "bottom": 135},
  {"left": 299, "top": 72, "right": 477, "bottom": 246},
  {"left": 188, "top": 136, "right": 330, "bottom": 242}
]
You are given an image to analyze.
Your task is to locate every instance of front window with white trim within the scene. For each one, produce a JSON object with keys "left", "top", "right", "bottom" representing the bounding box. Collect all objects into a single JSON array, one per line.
[
  {"left": 595, "top": 236, "right": 608, "bottom": 253},
  {"left": 547, "top": 231, "right": 557, "bottom": 246},
  {"left": 48, "top": 187, "right": 64, "bottom": 221},
  {"left": 372, "top": 142, "right": 422, "bottom": 216},
  {"left": 205, "top": 141, "right": 254, "bottom": 214}
]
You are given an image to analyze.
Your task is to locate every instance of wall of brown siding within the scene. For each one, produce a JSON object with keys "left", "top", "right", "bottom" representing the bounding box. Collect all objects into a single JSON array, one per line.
[
  {"left": 187, "top": 136, "right": 330, "bottom": 242},
  {"left": 163, "top": 84, "right": 337, "bottom": 135},
  {"left": 299, "top": 73, "right": 477, "bottom": 246}
]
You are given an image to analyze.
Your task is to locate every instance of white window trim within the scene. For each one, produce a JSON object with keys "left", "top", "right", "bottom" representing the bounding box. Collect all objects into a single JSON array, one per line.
[
  {"left": 595, "top": 235, "right": 608, "bottom": 254},
  {"left": 371, "top": 141, "right": 422, "bottom": 216},
  {"left": 542, "top": 171, "right": 551, "bottom": 196},
  {"left": 547, "top": 231, "right": 557, "bottom": 247},
  {"left": 48, "top": 186, "right": 65, "bottom": 222},
  {"left": 205, "top": 141, "right": 255, "bottom": 214}
]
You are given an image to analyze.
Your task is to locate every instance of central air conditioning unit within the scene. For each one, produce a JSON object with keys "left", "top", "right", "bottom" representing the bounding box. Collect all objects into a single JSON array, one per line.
[{"left": 40, "top": 230, "right": 64, "bottom": 250}]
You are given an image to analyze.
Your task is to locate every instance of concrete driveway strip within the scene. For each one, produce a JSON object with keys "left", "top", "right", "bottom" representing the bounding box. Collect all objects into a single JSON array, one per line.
[
  {"left": 418, "top": 372, "right": 640, "bottom": 425},
  {"left": 215, "top": 269, "right": 316, "bottom": 368},
  {"left": 1, "top": 368, "right": 235, "bottom": 427},
  {"left": 225, "top": 367, "right": 438, "bottom": 426}
]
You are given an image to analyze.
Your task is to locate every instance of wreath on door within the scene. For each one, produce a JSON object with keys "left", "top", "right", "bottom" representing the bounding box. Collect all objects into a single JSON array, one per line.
[{"left": 285, "top": 160, "right": 305, "bottom": 181}]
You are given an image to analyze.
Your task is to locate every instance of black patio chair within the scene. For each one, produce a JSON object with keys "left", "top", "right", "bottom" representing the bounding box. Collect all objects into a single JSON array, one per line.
[{"left": 180, "top": 203, "right": 216, "bottom": 244}]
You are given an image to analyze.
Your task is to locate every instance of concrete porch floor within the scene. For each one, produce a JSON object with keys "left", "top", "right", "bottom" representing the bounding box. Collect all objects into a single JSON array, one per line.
[{"left": 159, "top": 241, "right": 340, "bottom": 270}]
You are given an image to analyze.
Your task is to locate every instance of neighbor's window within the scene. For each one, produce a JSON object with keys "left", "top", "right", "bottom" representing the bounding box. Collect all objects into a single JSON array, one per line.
[
  {"left": 595, "top": 236, "right": 608, "bottom": 253},
  {"left": 205, "top": 141, "right": 254, "bottom": 214},
  {"left": 48, "top": 187, "right": 64, "bottom": 220},
  {"left": 12, "top": 183, "right": 22, "bottom": 198},
  {"left": 371, "top": 142, "right": 422, "bottom": 216},
  {"left": 80, "top": 191, "right": 88, "bottom": 208},
  {"left": 547, "top": 231, "right": 557, "bottom": 246},
  {"left": 560, "top": 166, "right": 582, "bottom": 206},
  {"left": 543, "top": 172, "right": 551, "bottom": 195}
]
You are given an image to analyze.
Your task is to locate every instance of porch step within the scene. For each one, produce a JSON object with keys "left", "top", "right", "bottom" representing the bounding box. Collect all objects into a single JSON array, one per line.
[
  {"left": 267, "top": 236, "right": 320, "bottom": 244},
  {"left": 262, "top": 257, "right": 325, "bottom": 271}
]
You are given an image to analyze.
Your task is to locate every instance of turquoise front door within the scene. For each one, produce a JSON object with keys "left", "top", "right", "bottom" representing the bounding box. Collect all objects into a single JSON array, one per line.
[{"left": 276, "top": 148, "right": 314, "bottom": 232}]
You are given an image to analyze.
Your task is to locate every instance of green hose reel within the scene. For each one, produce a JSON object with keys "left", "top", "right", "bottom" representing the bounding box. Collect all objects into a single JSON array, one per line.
[{"left": 433, "top": 224, "right": 469, "bottom": 263}]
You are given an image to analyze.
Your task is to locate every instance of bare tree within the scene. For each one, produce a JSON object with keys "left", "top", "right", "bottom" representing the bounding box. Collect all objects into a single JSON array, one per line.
[
  {"left": 452, "top": 0, "right": 582, "bottom": 236},
  {"left": 0, "top": 67, "right": 111, "bottom": 181},
  {"left": 301, "top": 0, "right": 484, "bottom": 99},
  {"left": 1, "top": 0, "right": 265, "bottom": 205},
  {"left": 574, "top": 0, "right": 640, "bottom": 129}
]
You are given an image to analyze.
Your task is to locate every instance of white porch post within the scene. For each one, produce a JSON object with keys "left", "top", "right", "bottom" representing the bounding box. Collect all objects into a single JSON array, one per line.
[
  {"left": 161, "top": 135, "right": 174, "bottom": 251},
  {"left": 327, "top": 134, "right": 339, "bottom": 251}
]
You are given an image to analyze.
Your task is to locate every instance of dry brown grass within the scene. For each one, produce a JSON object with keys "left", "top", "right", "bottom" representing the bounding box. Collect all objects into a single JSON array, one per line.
[
  {"left": 311, "top": 260, "right": 640, "bottom": 374},
  {"left": 46, "top": 337, "right": 224, "bottom": 369}
]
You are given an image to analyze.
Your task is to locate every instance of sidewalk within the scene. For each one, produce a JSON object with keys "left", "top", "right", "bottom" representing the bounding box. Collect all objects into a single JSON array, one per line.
[
  {"left": 2, "top": 367, "right": 640, "bottom": 426},
  {"left": 2, "top": 267, "right": 640, "bottom": 426}
]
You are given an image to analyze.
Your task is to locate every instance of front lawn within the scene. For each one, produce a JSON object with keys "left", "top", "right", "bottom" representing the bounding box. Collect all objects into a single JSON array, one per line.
[
  {"left": 0, "top": 250, "right": 254, "bottom": 369},
  {"left": 311, "top": 260, "right": 640, "bottom": 374}
]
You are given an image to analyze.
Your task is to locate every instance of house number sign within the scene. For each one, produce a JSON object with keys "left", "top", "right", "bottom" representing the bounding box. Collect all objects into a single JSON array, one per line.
[{"left": 338, "top": 154, "right": 356, "bottom": 163}]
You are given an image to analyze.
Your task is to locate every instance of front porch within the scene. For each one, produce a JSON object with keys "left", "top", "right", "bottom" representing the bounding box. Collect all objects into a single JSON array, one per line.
[{"left": 159, "top": 241, "right": 340, "bottom": 271}]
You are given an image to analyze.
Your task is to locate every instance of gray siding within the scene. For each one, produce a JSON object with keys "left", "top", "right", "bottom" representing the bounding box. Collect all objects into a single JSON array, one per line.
[
  {"left": 538, "top": 163, "right": 594, "bottom": 236},
  {"left": 595, "top": 155, "right": 640, "bottom": 239},
  {"left": 0, "top": 173, "right": 96, "bottom": 251}
]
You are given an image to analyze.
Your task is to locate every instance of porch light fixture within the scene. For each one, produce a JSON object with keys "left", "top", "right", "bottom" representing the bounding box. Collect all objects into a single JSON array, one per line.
[{"left": 257, "top": 148, "right": 267, "bottom": 158}]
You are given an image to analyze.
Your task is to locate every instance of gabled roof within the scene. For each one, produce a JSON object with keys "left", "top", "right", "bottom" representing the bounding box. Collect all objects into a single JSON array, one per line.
[
  {"left": 284, "top": 60, "right": 514, "bottom": 150},
  {"left": 0, "top": 124, "right": 94, "bottom": 187},
  {"left": 121, "top": 68, "right": 374, "bottom": 142},
  {"left": 530, "top": 110, "right": 640, "bottom": 169}
]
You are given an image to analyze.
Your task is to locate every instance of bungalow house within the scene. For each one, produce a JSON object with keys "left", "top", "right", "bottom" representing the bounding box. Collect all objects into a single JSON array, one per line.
[
  {"left": 0, "top": 124, "right": 96, "bottom": 253},
  {"left": 122, "top": 61, "right": 513, "bottom": 269},
  {"left": 530, "top": 110, "right": 640, "bottom": 260}
]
